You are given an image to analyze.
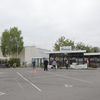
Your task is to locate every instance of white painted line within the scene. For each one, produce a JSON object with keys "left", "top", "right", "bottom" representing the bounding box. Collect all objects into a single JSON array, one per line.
[
  {"left": 17, "top": 72, "right": 42, "bottom": 92},
  {"left": 61, "top": 75, "right": 91, "bottom": 84},
  {"left": 0, "top": 92, "right": 5, "bottom": 96},
  {"left": 48, "top": 72, "right": 91, "bottom": 84},
  {"left": 65, "top": 84, "right": 73, "bottom": 88}
]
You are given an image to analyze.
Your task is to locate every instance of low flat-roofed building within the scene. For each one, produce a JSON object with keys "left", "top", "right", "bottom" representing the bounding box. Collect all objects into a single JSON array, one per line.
[
  {"left": 0, "top": 46, "right": 50, "bottom": 67},
  {"left": 46, "top": 50, "right": 87, "bottom": 69},
  {"left": 84, "top": 52, "right": 100, "bottom": 68},
  {"left": 19, "top": 46, "right": 50, "bottom": 67}
]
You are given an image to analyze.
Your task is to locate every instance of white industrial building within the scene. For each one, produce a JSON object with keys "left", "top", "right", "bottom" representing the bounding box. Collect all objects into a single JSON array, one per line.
[
  {"left": 0, "top": 46, "right": 50, "bottom": 67},
  {"left": 19, "top": 46, "right": 50, "bottom": 67}
]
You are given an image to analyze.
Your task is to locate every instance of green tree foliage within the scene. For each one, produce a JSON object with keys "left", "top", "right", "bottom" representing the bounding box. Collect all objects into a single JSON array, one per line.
[
  {"left": 76, "top": 42, "right": 100, "bottom": 52},
  {"left": 1, "top": 30, "right": 10, "bottom": 56},
  {"left": 76, "top": 42, "right": 85, "bottom": 50},
  {"left": 1, "top": 27, "right": 24, "bottom": 57},
  {"left": 85, "top": 45, "right": 92, "bottom": 53},
  {"left": 53, "top": 36, "right": 100, "bottom": 52},
  {"left": 53, "top": 36, "right": 75, "bottom": 51},
  {"left": 75, "top": 42, "right": 91, "bottom": 52},
  {"left": 91, "top": 47, "right": 100, "bottom": 52}
]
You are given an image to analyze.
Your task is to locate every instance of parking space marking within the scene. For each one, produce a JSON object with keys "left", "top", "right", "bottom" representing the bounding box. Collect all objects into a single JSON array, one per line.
[
  {"left": 48, "top": 72, "right": 92, "bottom": 84},
  {"left": 65, "top": 84, "right": 73, "bottom": 88},
  {"left": 17, "top": 72, "right": 42, "bottom": 92},
  {"left": 0, "top": 92, "right": 5, "bottom": 96}
]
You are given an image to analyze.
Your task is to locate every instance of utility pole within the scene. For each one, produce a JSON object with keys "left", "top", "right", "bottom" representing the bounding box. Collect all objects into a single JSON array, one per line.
[{"left": 15, "top": 38, "right": 18, "bottom": 58}]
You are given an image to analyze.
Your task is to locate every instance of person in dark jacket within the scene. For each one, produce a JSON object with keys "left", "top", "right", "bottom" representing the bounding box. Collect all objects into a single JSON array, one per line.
[
  {"left": 32, "top": 60, "right": 36, "bottom": 73},
  {"left": 65, "top": 60, "right": 68, "bottom": 69},
  {"left": 43, "top": 59, "right": 48, "bottom": 71},
  {"left": 32, "top": 61, "right": 36, "bottom": 69}
]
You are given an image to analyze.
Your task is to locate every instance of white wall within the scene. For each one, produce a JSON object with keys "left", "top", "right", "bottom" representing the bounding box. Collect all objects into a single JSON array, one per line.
[
  {"left": 19, "top": 48, "right": 25, "bottom": 66},
  {"left": 24, "top": 46, "right": 36, "bottom": 65},
  {"left": 24, "top": 46, "right": 49, "bottom": 66}
]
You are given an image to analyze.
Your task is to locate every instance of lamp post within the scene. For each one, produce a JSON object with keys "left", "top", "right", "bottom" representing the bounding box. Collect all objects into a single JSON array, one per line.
[
  {"left": 15, "top": 38, "right": 18, "bottom": 58},
  {"left": 16, "top": 42, "right": 18, "bottom": 58}
]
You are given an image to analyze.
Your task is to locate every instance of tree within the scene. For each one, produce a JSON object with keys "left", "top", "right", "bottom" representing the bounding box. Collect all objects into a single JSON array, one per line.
[
  {"left": 53, "top": 36, "right": 75, "bottom": 51},
  {"left": 1, "top": 27, "right": 24, "bottom": 58},
  {"left": 91, "top": 47, "right": 100, "bottom": 52},
  {"left": 76, "top": 42, "right": 100, "bottom": 53},
  {"left": 76, "top": 42, "right": 92, "bottom": 52},
  {"left": 1, "top": 30, "right": 10, "bottom": 56},
  {"left": 53, "top": 36, "right": 100, "bottom": 52},
  {"left": 85, "top": 45, "right": 92, "bottom": 53},
  {"left": 76, "top": 42, "right": 86, "bottom": 50}
]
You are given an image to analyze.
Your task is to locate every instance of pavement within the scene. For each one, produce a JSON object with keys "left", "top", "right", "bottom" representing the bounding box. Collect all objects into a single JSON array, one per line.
[{"left": 0, "top": 67, "right": 100, "bottom": 100}]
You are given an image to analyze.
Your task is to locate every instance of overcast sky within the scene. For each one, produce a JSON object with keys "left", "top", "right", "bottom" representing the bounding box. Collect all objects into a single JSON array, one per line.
[{"left": 0, "top": 0, "right": 100, "bottom": 50}]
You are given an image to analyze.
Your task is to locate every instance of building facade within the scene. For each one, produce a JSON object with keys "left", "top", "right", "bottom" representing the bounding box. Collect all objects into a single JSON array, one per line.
[
  {"left": 19, "top": 46, "right": 49, "bottom": 67},
  {"left": 0, "top": 46, "right": 50, "bottom": 67}
]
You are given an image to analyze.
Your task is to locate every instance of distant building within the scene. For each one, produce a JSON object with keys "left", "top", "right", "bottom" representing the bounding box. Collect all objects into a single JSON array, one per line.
[
  {"left": 47, "top": 50, "right": 87, "bottom": 69},
  {"left": 19, "top": 46, "right": 50, "bottom": 67},
  {"left": 0, "top": 46, "right": 50, "bottom": 67},
  {"left": 84, "top": 53, "right": 100, "bottom": 68}
]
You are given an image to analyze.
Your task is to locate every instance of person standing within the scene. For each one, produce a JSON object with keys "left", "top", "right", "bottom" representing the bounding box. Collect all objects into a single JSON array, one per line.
[
  {"left": 87, "top": 59, "right": 89, "bottom": 67},
  {"left": 32, "top": 60, "right": 36, "bottom": 73},
  {"left": 65, "top": 60, "right": 68, "bottom": 69},
  {"left": 43, "top": 59, "right": 48, "bottom": 71},
  {"left": 32, "top": 60, "right": 36, "bottom": 69},
  {"left": 52, "top": 59, "right": 57, "bottom": 69}
]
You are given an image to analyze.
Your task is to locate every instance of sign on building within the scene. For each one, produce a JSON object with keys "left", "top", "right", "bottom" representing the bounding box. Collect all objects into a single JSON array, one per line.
[{"left": 60, "top": 46, "right": 72, "bottom": 51}]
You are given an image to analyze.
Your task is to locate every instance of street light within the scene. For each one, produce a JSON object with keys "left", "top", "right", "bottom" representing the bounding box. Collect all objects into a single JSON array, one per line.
[
  {"left": 16, "top": 42, "right": 18, "bottom": 58},
  {"left": 15, "top": 38, "right": 18, "bottom": 58}
]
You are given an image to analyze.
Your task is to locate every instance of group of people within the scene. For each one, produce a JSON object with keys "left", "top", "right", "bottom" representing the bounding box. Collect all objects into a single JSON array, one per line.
[
  {"left": 32, "top": 59, "right": 49, "bottom": 71},
  {"left": 43, "top": 59, "right": 69, "bottom": 71},
  {"left": 43, "top": 59, "right": 58, "bottom": 71},
  {"left": 32, "top": 58, "right": 90, "bottom": 71},
  {"left": 32, "top": 59, "right": 69, "bottom": 71}
]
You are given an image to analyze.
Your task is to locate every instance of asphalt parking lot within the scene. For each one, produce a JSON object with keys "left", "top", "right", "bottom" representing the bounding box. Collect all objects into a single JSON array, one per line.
[{"left": 0, "top": 67, "right": 100, "bottom": 100}]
